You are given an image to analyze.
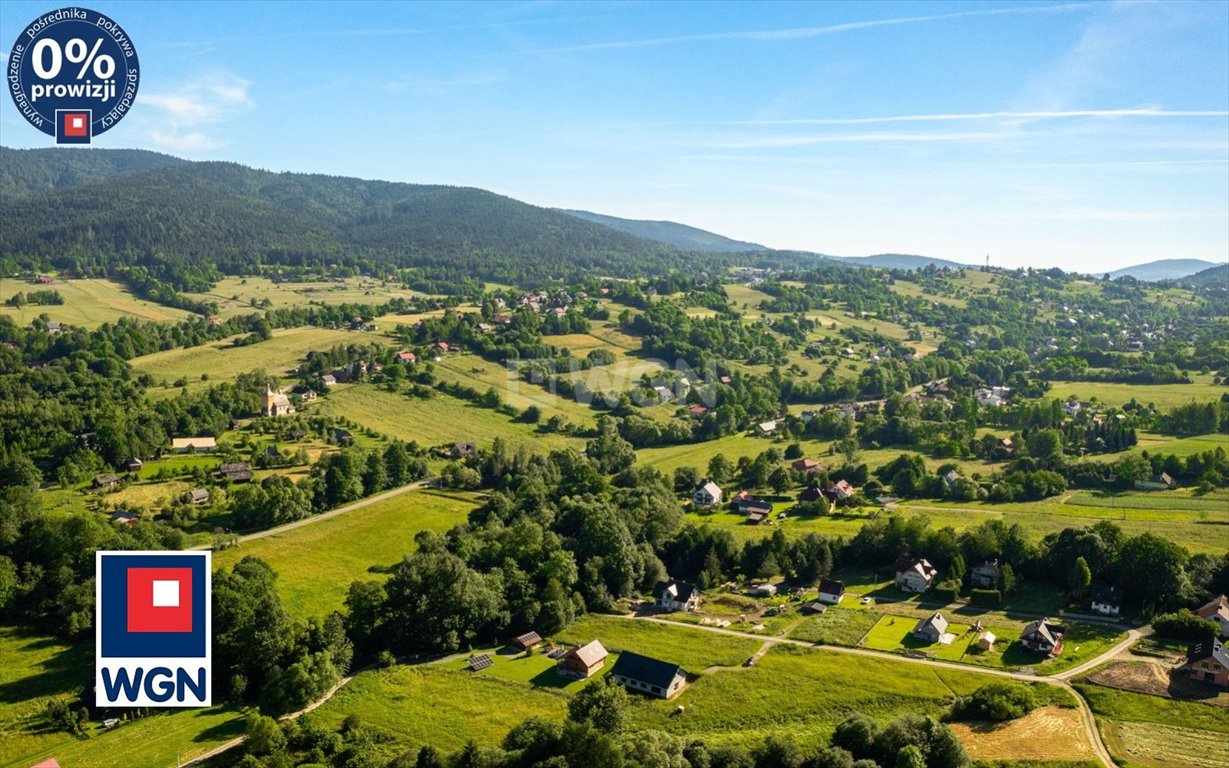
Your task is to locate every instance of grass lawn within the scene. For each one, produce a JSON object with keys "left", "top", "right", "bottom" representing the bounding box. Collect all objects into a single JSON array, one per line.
[
  {"left": 317, "top": 384, "right": 582, "bottom": 453},
  {"left": 787, "top": 605, "right": 880, "bottom": 646},
  {"left": 132, "top": 325, "right": 358, "bottom": 392},
  {"left": 0, "top": 278, "right": 196, "bottom": 329},
  {"left": 213, "top": 489, "right": 478, "bottom": 620},
  {"left": 862, "top": 614, "right": 976, "bottom": 661},
  {"left": 437, "top": 648, "right": 599, "bottom": 692},
  {"left": 307, "top": 665, "right": 569, "bottom": 761},
  {"left": 556, "top": 614, "right": 761, "bottom": 671}
]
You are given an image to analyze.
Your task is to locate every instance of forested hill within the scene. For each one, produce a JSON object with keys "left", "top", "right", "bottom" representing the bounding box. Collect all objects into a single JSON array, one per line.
[
  {"left": 559, "top": 208, "right": 768, "bottom": 252},
  {"left": 0, "top": 147, "right": 187, "bottom": 200},
  {"left": 2, "top": 147, "right": 827, "bottom": 288}
]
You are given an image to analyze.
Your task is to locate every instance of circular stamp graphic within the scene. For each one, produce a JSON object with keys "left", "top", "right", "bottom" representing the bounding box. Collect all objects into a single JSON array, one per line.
[{"left": 6, "top": 7, "right": 140, "bottom": 144}]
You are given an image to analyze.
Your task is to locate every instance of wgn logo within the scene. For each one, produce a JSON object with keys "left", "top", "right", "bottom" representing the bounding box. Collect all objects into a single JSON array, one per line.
[{"left": 95, "top": 551, "right": 211, "bottom": 707}]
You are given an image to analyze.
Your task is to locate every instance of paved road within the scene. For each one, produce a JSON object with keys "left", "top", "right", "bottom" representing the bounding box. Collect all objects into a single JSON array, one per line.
[
  {"left": 189, "top": 478, "right": 435, "bottom": 551},
  {"left": 630, "top": 614, "right": 1133, "bottom": 768}
]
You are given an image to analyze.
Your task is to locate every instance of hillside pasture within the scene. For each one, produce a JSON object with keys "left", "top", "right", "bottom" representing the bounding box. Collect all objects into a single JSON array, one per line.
[
  {"left": 431, "top": 353, "right": 597, "bottom": 427},
  {"left": 131, "top": 325, "right": 357, "bottom": 392},
  {"left": 213, "top": 489, "right": 478, "bottom": 620},
  {"left": 184, "top": 275, "right": 431, "bottom": 318},
  {"left": 317, "top": 384, "right": 582, "bottom": 452},
  {"left": 1045, "top": 380, "right": 1227, "bottom": 409},
  {"left": 0, "top": 278, "right": 196, "bottom": 328}
]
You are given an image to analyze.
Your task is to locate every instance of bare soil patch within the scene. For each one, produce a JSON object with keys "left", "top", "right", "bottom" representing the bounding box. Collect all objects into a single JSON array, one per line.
[{"left": 1087, "top": 661, "right": 1229, "bottom": 706}]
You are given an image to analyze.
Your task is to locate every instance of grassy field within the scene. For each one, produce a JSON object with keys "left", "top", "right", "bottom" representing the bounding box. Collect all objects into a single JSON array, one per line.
[
  {"left": 1045, "top": 380, "right": 1227, "bottom": 409},
  {"left": 1128, "top": 432, "right": 1228, "bottom": 458},
  {"left": 0, "top": 625, "right": 244, "bottom": 768},
  {"left": 1076, "top": 683, "right": 1229, "bottom": 768},
  {"left": 214, "top": 489, "right": 478, "bottom": 620},
  {"left": 1100, "top": 720, "right": 1229, "bottom": 768},
  {"left": 132, "top": 325, "right": 358, "bottom": 391},
  {"left": 437, "top": 648, "right": 597, "bottom": 692},
  {"left": 862, "top": 614, "right": 977, "bottom": 661},
  {"left": 787, "top": 605, "right": 881, "bottom": 646},
  {"left": 0, "top": 278, "right": 197, "bottom": 328},
  {"left": 555, "top": 614, "right": 761, "bottom": 671},
  {"left": 317, "top": 384, "right": 583, "bottom": 452},
  {"left": 431, "top": 353, "right": 598, "bottom": 427},
  {"left": 184, "top": 276, "right": 429, "bottom": 318},
  {"left": 308, "top": 665, "right": 569, "bottom": 761},
  {"left": 948, "top": 706, "right": 1096, "bottom": 764},
  {"left": 623, "top": 641, "right": 987, "bottom": 751}
]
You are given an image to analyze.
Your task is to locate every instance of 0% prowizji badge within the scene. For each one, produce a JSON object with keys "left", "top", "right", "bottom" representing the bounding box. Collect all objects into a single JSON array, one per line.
[{"left": 7, "top": 7, "right": 140, "bottom": 145}]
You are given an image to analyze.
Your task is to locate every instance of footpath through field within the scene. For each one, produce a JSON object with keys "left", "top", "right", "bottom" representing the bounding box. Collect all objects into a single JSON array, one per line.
[{"left": 189, "top": 477, "right": 436, "bottom": 550}]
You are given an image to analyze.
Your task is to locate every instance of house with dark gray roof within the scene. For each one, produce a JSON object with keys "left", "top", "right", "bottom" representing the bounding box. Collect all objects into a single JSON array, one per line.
[
  {"left": 1089, "top": 584, "right": 1123, "bottom": 616},
  {"left": 609, "top": 651, "right": 687, "bottom": 699},
  {"left": 1021, "top": 618, "right": 1065, "bottom": 655},
  {"left": 654, "top": 579, "right": 701, "bottom": 612}
]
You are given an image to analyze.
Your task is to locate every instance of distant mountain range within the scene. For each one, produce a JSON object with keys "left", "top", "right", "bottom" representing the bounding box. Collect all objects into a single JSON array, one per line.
[
  {"left": 559, "top": 209, "right": 767, "bottom": 253},
  {"left": 1, "top": 146, "right": 1210, "bottom": 284},
  {"left": 1106, "top": 258, "right": 1223, "bottom": 282},
  {"left": 1172, "top": 263, "right": 1228, "bottom": 290}
]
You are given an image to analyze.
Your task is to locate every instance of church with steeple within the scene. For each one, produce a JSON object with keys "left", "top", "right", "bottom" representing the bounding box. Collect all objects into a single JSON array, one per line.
[{"left": 261, "top": 385, "right": 295, "bottom": 417}]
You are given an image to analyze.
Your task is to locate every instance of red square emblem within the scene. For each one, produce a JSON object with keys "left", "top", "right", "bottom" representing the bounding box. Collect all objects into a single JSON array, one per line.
[
  {"left": 62, "top": 113, "right": 89, "bottom": 137},
  {"left": 127, "top": 567, "right": 193, "bottom": 633}
]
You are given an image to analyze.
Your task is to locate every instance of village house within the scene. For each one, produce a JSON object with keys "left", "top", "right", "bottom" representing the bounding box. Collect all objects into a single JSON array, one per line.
[
  {"left": 895, "top": 557, "right": 938, "bottom": 593},
  {"left": 818, "top": 579, "right": 846, "bottom": 605},
  {"left": 1020, "top": 618, "right": 1065, "bottom": 656},
  {"left": 913, "top": 612, "right": 950, "bottom": 644},
  {"left": 654, "top": 579, "right": 701, "bottom": 612},
  {"left": 756, "top": 420, "right": 778, "bottom": 436},
  {"left": 125, "top": 457, "right": 144, "bottom": 473},
  {"left": 792, "top": 458, "right": 821, "bottom": 472},
  {"left": 692, "top": 480, "right": 723, "bottom": 508},
  {"left": 741, "top": 499, "right": 774, "bottom": 525},
  {"left": 93, "top": 474, "right": 119, "bottom": 489},
  {"left": 824, "top": 480, "right": 856, "bottom": 503},
  {"left": 451, "top": 441, "right": 477, "bottom": 459},
  {"left": 1134, "top": 472, "right": 1176, "bottom": 491},
  {"left": 109, "top": 510, "right": 138, "bottom": 527},
  {"left": 219, "top": 462, "right": 253, "bottom": 483},
  {"left": 797, "top": 486, "right": 824, "bottom": 503},
  {"left": 171, "top": 437, "right": 217, "bottom": 453},
  {"left": 609, "top": 651, "right": 687, "bottom": 699},
  {"left": 652, "top": 385, "right": 673, "bottom": 403},
  {"left": 750, "top": 583, "right": 776, "bottom": 597},
  {"left": 320, "top": 374, "right": 337, "bottom": 387},
  {"left": 1195, "top": 595, "right": 1229, "bottom": 638},
  {"left": 190, "top": 488, "right": 210, "bottom": 504},
  {"left": 999, "top": 437, "right": 1015, "bottom": 455},
  {"left": 1089, "top": 584, "right": 1123, "bottom": 617},
  {"left": 1183, "top": 638, "right": 1229, "bottom": 688},
  {"left": 333, "top": 428, "right": 354, "bottom": 444},
  {"left": 510, "top": 631, "right": 542, "bottom": 652},
  {"left": 969, "top": 560, "right": 1000, "bottom": 589},
  {"left": 688, "top": 404, "right": 709, "bottom": 419},
  {"left": 396, "top": 350, "right": 417, "bottom": 363},
  {"left": 261, "top": 386, "right": 295, "bottom": 417},
  {"left": 557, "top": 640, "right": 608, "bottom": 679}
]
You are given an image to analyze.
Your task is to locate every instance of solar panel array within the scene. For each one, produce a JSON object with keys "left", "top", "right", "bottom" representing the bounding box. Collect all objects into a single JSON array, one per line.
[{"left": 468, "top": 653, "right": 493, "bottom": 671}]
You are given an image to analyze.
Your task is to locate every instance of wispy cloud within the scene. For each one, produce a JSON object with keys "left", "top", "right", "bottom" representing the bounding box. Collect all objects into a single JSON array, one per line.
[
  {"left": 704, "top": 131, "right": 1015, "bottom": 149},
  {"left": 141, "top": 73, "right": 253, "bottom": 151},
  {"left": 535, "top": 3, "right": 1089, "bottom": 53}
]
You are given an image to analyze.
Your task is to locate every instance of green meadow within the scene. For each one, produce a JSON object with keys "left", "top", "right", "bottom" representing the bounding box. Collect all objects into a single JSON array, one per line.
[
  {"left": 213, "top": 489, "right": 479, "bottom": 620},
  {"left": 0, "top": 278, "right": 197, "bottom": 329}
]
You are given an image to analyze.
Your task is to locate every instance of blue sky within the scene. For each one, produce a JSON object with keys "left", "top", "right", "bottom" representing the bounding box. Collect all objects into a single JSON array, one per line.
[{"left": 3, "top": 1, "right": 1227, "bottom": 272}]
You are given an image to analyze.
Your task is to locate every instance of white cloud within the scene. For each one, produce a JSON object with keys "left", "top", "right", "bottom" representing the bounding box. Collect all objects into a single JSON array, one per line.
[
  {"left": 140, "top": 73, "right": 253, "bottom": 152},
  {"left": 708, "top": 109, "right": 1229, "bottom": 126}
]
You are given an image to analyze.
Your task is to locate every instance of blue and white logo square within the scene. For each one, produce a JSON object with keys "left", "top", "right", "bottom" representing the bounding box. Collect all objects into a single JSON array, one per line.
[{"left": 95, "top": 551, "right": 212, "bottom": 707}]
